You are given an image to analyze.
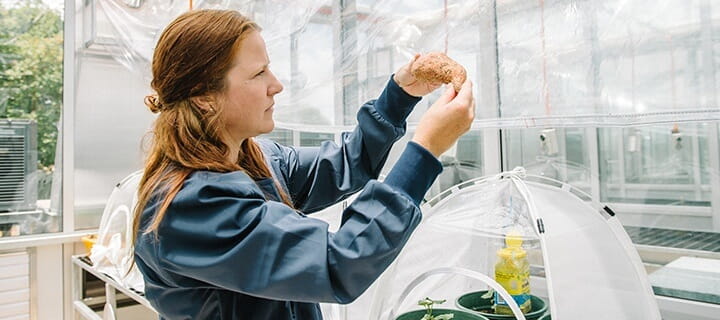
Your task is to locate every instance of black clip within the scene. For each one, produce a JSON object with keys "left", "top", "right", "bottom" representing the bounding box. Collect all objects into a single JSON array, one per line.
[{"left": 603, "top": 206, "right": 616, "bottom": 217}]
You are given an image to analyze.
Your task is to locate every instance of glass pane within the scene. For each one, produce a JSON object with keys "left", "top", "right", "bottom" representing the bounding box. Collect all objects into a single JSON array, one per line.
[
  {"left": 0, "top": 0, "right": 63, "bottom": 237},
  {"left": 599, "top": 124, "right": 712, "bottom": 207},
  {"left": 299, "top": 132, "right": 334, "bottom": 147},
  {"left": 503, "top": 128, "right": 592, "bottom": 195},
  {"left": 260, "top": 128, "right": 293, "bottom": 146},
  {"left": 456, "top": 129, "right": 483, "bottom": 167},
  {"left": 598, "top": 122, "right": 720, "bottom": 305},
  {"left": 273, "top": 20, "right": 335, "bottom": 127},
  {"left": 430, "top": 129, "right": 485, "bottom": 199}
]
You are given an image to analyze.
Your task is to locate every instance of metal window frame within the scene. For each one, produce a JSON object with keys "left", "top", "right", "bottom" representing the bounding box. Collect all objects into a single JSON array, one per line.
[{"left": 62, "top": 0, "right": 76, "bottom": 239}]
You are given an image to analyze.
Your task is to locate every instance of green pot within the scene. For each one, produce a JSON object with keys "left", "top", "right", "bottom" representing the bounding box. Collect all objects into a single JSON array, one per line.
[
  {"left": 537, "top": 314, "right": 551, "bottom": 320},
  {"left": 395, "top": 308, "right": 490, "bottom": 320},
  {"left": 456, "top": 291, "right": 547, "bottom": 320}
]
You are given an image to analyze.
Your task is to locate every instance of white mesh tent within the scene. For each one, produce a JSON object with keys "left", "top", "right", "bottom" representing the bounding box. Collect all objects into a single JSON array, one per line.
[
  {"left": 361, "top": 168, "right": 661, "bottom": 320},
  {"left": 89, "top": 170, "right": 145, "bottom": 292}
]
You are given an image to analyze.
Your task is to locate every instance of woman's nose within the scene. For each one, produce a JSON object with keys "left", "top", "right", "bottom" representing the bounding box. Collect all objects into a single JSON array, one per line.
[{"left": 268, "top": 70, "right": 284, "bottom": 96}]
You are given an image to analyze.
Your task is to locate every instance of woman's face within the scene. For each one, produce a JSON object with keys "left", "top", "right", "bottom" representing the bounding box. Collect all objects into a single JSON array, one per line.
[{"left": 219, "top": 30, "right": 283, "bottom": 143}]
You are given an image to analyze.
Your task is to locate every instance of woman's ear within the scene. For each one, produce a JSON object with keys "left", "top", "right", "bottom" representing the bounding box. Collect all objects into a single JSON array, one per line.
[{"left": 190, "top": 95, "right": 216, "bottom": 113}]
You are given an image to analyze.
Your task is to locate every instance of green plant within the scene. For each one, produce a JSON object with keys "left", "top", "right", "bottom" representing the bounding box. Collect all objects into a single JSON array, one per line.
[
  {"left": 417, "top": 297, "right": 454, "bottom": 320},
  {"left": 481, "top": 289, "right": 497, "bottom": 312}
]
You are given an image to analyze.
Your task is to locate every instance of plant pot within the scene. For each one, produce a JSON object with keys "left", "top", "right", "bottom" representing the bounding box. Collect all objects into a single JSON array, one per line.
[
  {"left": 537, "top": 314, "right": 551, "bottom": 320},
  {"left": 395, "top": 308, "right": 490, "bottom": 320},
  {"left": 456, "top": 291, "right": 547, "bottom": 320}
]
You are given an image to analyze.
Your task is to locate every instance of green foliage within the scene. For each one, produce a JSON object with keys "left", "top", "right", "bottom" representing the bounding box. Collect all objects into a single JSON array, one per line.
[
  {"left": 418, "top": 298, "right": 454, "bottom": 320},
  {"left": 0, "top": 0, "right": 63, "bottom": 170}
]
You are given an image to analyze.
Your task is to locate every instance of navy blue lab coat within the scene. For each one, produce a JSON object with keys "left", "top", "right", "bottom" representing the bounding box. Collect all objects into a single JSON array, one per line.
[{"left": 134, "top": 77, "right": 443, "bottom": 319}]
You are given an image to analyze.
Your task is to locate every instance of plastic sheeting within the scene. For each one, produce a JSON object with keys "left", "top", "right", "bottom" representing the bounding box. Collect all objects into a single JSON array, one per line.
[
  {"left": 361, "top": 169, "right": 660, "bottom": 320},
  {"left": 91, "top": 0, "right": 720, "bottom": 128}
]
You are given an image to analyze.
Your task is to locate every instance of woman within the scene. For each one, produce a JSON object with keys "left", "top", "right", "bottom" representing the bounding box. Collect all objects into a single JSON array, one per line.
[{"left": 132, "top": 9, "right": 475, "bottom": 320}]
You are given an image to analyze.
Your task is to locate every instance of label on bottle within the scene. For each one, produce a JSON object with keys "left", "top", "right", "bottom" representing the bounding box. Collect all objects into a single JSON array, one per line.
[{"left": 494, "top": 269, "right": 530, "bottom": 308}]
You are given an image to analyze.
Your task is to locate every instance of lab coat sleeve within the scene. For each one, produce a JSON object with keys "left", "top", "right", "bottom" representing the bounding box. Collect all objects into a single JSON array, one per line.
[
  {"left": 271, "top": 77, "right": 421, "bottom": 213},
  {"left": 156, "top": 143, "right": 441, "bottom": 304}
]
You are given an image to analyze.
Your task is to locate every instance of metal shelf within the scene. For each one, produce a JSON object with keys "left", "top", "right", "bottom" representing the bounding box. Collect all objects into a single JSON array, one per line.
[{"left": 71, "top": 255, "right": 156, "bottom": 320}]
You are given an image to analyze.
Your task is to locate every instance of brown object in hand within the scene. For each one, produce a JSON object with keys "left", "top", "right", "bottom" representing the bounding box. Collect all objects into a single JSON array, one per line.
[{"left": 410, "top": 52, "right": 467, "bottom": 92}]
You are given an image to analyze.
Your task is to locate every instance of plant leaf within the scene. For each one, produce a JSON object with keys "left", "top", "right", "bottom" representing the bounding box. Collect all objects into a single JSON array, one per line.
[
  {"left": 418, "top": 297, "right": 434, "bottom": 307},
  {"left": 481, "top": 289, "right": 495, "bottom": 299}
]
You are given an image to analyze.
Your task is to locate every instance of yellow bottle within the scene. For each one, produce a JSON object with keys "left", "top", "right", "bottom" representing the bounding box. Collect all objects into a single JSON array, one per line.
[{"left": 494, "top": 233, "right": 531, "bottom": 315}]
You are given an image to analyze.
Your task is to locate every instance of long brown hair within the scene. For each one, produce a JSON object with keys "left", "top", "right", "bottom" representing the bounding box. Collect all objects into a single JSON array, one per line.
[{"left": 132, "top": 10, "right": 292, "bottom": 246}]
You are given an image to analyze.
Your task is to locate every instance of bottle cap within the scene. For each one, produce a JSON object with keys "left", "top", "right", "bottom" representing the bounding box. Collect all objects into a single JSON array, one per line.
[
  {"left": 505, "top": 232, "right": 523, "bottom": 247},
  {"left": 497, "top": 231, "right": 526, "bottom": 259}
]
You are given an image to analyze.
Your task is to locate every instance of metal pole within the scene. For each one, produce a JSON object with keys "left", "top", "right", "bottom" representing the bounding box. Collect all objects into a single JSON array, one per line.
[
  {"left": 62, "top": 0, "right": 76, "bottom": 237},
  {"left": 332, "top": 0, "right": 358, "bottom": 126},
  {"left": 478, "top": 0, "right": 502, "bottom": 174}
]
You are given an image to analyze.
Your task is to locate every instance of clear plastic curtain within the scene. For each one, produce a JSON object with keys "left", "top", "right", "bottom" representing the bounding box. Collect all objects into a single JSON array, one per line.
[{"left": 95, "top": 0, "right": 720, "bottom": 129}]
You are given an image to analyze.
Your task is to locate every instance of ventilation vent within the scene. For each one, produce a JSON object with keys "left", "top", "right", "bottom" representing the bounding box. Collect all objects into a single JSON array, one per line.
[
  {"left": 625, "top": 226, "right": 720, "bottom": 253},
  {"left": 0, "top": 120, "right": 37, "bottom": 212}
]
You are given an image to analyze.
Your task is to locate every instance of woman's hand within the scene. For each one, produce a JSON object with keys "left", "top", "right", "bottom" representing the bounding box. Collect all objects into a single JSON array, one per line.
[
  {"left": 412, "top": 80, "right": 475, "bottom": 157},
  {"left": 393, "top": 54, "right": 442, "bottom": 97}
]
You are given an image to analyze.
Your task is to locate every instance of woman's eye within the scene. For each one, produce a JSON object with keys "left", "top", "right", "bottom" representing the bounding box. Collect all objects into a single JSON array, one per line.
[{"left": 255, "top": 70, "right": 265, "bottom": 77}]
